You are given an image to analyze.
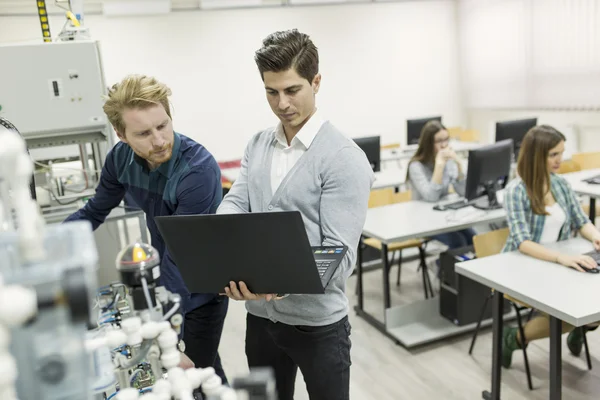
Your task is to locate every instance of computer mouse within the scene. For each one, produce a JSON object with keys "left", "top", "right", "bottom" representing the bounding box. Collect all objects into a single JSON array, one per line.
[{"left": 584, "top": 267, "right": 600, "bottom": 274}]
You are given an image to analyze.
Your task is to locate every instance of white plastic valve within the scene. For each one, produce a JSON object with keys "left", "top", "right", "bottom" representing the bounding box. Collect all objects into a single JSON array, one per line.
[
  {"left": 157, "top": 329, "right": 178, "bottom": 350},
  {"left": 121, "top": 317, "right": 142, "bottom": 333},
  {"left": 106, "top": 329, "right": 128, "bottom": 348},
  {"left": 201, "top": 375, "right": 223, "bottom": 395},
  {"left": 0, "top": 386, "right": 18, "bottom": 400},
  {"left": 184, "top": 368, "right": 202, "bottom": 388},
  {"left": 139, "top": 393, "right": 159, "bottom": 400},
  {"left": 0, "top": 285, "right": 37, "bottom": 326},
  {"left": 0, "top": 354, "right": 17, "bottom": 386},
  {"left": 121, "top": 317, "right": 143, "bottom": 346},
  {"left": 220, "top": 387, "right": 238, "bottom": 400},
  {"left": 140, "top": 321, "right": 161, "bottom": 339},
  {"left": 152, "top": 379, "right": 172, "bottom": 400},
  {"left": 160, "top": 350, "right": 180, "bottom": 369},
  {"left": 116, "top": 387, "right": 140, "bottom": 400},
  {"left": 0, "top": 326, "right": 10, "bottom": 350},
  {"left": 168, "top": 367, "right": 193, "bottom": 399}
]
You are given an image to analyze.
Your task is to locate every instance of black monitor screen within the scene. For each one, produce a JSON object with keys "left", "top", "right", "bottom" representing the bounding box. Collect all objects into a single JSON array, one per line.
[
  {"left": 495, "top": 118, "right": 537, "bottom": 158},
  {"left": 406, "top": 116, "right": 442, "bottom": 146},
  {"left": 353, "top": 136, "right": 381, "bottom": 172},
  {"left": 464, "top": 139, "right": 513, "bottom": 209}
]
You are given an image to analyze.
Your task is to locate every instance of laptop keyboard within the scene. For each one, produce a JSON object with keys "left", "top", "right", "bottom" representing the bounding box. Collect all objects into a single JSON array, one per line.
[{"left": 316, "top": 260, "right": 332, "bottom": 277}]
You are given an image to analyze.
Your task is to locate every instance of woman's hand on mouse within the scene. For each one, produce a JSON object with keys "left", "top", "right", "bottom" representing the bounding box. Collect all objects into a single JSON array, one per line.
[{"left": 556, "top": 254, "right": 597, "bottom": 272}]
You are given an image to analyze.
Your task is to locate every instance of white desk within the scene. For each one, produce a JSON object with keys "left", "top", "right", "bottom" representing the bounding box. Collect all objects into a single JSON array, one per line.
[
  {"left": 562, "top": 168, "right": 600, "bottom": 224},
  {"left": 221, "top": 166, "right": 406, "bottom": 190},
  {"left": 356, "top": 201, "right": 507, "bottom": 348},
  {"left": 456, "top": 238, "right": 600, "bottom": 400},
  {"left": 363, "top": 201, "right": 506, "bottom": 244}
]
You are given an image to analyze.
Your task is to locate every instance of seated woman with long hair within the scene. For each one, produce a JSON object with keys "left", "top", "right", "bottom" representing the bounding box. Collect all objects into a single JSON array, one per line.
[
  {"left": 501, "top": 125, "right": 599, "bottom": 367},
  {"left": 407, "top": 120, "right": 475, "bottom": 249}
]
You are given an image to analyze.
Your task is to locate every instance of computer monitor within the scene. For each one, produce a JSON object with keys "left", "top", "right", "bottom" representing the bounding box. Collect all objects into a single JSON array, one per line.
[
  {"left": 353, "top": 136, "right": 381, "bottom": 172},
  {"left": 495, "top": 118, "right": 537, "bottom": 159},
  {"left": 406, "top": 116, "right": 442, "bottom": 146},
  {"left": 464, "top": 139, "right": 514, "bottom": 210}
]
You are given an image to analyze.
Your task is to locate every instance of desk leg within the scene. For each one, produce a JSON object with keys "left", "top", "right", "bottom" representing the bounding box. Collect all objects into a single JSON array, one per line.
[
  {"left": 482, "top": 290, "right": 503, "bottom": 400},
  {"left": 550, "top": 316, "right": 562, "bottom": 400},
  {"left": 590, "top": 198, "right": 596, "bottom": 225},
  {"left": 354, "top": 240, "right": 398, "bottom": 344},
  {"left": 357, "top": 235, "right": 364, "bottom": 311},
  {"left": 382, "top": 243, "right": 391, "bottom": 311}
]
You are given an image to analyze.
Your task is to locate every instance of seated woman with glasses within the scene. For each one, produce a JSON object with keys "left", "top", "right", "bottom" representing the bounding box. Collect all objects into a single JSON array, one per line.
[{"left": 407, "top": 120, "right": 475, "bottom": 249}]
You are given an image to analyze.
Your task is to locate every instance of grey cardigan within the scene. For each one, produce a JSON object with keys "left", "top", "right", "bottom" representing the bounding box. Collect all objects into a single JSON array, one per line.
[
  {"left": 217, "top": 121, "right": 374, "bottom": 326},
  {"left": 408, "top": 159, "right": 466, "bottom": 201}
]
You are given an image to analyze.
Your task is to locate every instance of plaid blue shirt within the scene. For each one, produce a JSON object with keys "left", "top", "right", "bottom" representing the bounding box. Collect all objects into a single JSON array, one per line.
[
  {"left": 65, "top": 133, "right": 222, "bottom": 313},
  {"left": 502, "top": 173, "right": 589, "bottom": 252}
]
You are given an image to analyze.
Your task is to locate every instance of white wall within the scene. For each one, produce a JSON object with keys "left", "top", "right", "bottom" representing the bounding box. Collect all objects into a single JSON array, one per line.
[
  {"left": 0, "top": 0, "right": 462, "bottom": 161},
  {"left": 458, "top": 0, "right": 600, "bottom": 158},
  {"left": 458, "top": 0, "right": 600, "bottom": 110},
  {"left": 467, "top": 109, "right": 600, "bottom": 160}
]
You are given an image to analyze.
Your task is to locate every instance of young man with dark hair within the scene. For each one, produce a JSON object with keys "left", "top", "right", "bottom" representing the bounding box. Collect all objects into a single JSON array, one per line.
[{"left": 218, "top": 29, "right": 374, "bottom": 400}]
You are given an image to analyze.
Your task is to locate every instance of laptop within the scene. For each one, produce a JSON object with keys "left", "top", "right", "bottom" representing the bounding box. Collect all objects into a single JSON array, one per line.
[{"left": 154, "top": 211, "right": 347, "bottom": 295}]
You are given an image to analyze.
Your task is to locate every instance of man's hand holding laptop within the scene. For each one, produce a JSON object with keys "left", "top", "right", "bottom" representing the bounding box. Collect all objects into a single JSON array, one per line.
[{"left": 222, "top": 281, "right": 286, "bottom": 301}]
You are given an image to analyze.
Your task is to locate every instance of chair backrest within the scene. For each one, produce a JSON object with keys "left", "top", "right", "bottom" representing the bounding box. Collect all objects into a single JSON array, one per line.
[
  {"left": 473, "top": 228, "right": 509, "bottom": 258},
  {"left": 557, "top": 159, "right": 581, "bottom": 174},
  {"left": 447, "top": 126, "right": 463, "bottom": 140},
  {"left": 572, "top": 152, "right": 600, "bottom": 170},
  {"left": 459, "top": 129, "right": 480, "bottom": 142},
  {"left": 368, "top": 188, "right": 411, "bottom": 208}
]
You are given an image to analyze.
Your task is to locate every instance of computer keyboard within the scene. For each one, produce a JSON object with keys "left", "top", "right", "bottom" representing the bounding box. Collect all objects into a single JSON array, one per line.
[
  {"left": 316, "top": 260, "right": 332, "bottom": 277},
  {"left": 445, "top": 200, "right": 469, "bottom": 210}
]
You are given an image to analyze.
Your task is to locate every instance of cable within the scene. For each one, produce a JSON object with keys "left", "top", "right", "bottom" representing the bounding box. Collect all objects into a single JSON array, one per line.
[
  {"left": 162, "top": 302, "right": 180, "bottom": 321},
  {"left": 141, "top": 277, "right": 153, "bottom": 310},
  {"left": 101, "top": 293, "right": 121, "bottom": 312},
  {"left": 39, "top": 186, "right": 85, "bottom": 206},
  {"left": 106, "top": 393, "right": 117, "bottom": 400},
  {"left": 130, "top": 368, "right": 144, "bottom": 384},
  {"left": 34, "top": 159, "right": 103, "bottom": 175}
]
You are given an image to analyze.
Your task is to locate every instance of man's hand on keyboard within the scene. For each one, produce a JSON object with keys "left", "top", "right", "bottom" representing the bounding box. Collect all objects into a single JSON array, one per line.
[{"left": 222, "top": 281, "right": 283, "bottom": 302}]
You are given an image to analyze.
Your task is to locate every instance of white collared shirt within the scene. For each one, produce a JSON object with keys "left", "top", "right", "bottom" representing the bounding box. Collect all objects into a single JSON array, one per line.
[{"left": 271, "top": 109, "right": 325, "bottom": 196}]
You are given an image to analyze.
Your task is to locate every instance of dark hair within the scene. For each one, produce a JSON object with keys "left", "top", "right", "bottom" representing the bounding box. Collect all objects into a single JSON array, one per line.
[
  {"left": 254, "top": 29, "right": 319, "bottom": 83},
  {"left": 517, "top": 125, "right": 566, "bottom": 215},
  {"left": 409, "top": 120, "right": 447, "bottom": 166}
]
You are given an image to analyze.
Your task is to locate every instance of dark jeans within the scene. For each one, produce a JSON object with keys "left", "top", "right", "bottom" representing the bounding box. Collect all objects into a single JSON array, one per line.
[
  {"left": 431, "top": 228, "right": 476, "bottom": 249},
  {"left": 184, "top": 295, "right": 229, "bottom": 384},
  {"left": 245, "top": 313, "right": 352, "bottom": 400}
]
